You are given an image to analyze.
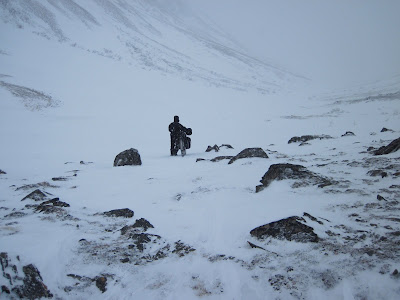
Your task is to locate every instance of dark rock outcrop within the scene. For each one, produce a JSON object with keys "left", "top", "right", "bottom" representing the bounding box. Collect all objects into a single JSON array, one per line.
[
  {"left": 1, "top": 253, "right": 53, "bottom": 299},
  {"left": 342, "top": 131, "right": 355, "bottom": 137},
  {"left": 113, "top": 148, "right": 142, "bottom": 167},
  {"left": 121, "top": 218, "right": 154, "bottom": 235},
  {"left": 288, "top": 135, "right": 333, "bottom": 144},
  {"left": 0, "top": 169, "right": 6, "bottom": 174},
  {"left": 256, "top": 163, "right": 334, "bottom": 192},
  {"left": 35, "top": 198, "right": 70, "bottom": 214},
  {"left": 21, "top": 189, "right": 48, "bottom": 201},
  {"left": 381, "top": 127, "right": 394, "bottom": 132},
  {"left": 220, "top": 144, "right": 234, "bottom": 149},
  {"left": 228, "top": 148, "right": 268, "bottom": 164},
  {"left": 250, "top": 216, "right": 319, "bottom": 243},
  {"left": 374, "top": 137, "right": 400, "bottom": 155},
  {"left": 206, "top": 145, "right": 219, "bottom": 152},
  {"left": 103, "top": 208, "right": 134, "bottom": 218}
]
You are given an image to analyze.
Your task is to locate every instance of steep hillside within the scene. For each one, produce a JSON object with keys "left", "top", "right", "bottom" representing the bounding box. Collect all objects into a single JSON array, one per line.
[{"left": 0, "top": 0, "right": 304, "bottom": 94}]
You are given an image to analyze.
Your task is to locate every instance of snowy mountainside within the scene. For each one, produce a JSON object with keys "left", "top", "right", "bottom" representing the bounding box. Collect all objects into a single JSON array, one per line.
[{"left": 0, "top": 0, "right": 303, "bottom": 93}]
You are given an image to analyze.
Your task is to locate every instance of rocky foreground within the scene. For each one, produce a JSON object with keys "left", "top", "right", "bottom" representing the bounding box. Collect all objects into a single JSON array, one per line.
[{"left": 1, "top": 134, "right": 400, "bottom": 299}]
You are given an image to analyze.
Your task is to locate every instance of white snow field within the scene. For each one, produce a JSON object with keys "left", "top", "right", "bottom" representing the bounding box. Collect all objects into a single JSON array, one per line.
[{"left": 0, "top": 1, "right": 399, "bottom": 299}]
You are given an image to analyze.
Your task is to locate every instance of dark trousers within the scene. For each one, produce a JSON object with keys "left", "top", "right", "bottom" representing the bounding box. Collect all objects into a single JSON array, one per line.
[{"left": 170, "top": 135, "right": 179, "bottom": 156}]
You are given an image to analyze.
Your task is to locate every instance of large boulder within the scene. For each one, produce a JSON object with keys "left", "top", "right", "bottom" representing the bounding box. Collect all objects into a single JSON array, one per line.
[
  {"left": 256, "top": 163, "right": 334, "bottom": 192},
  {"left": 374, "top": 137, "right": 400, "bottom": 155},
  {"left": 228, "top": 148, "right": 268, "bottom": 164},
  {"left": 250, "top": 216, "right": 319, "bottom": 243},
  {"left": 113, "top": 148, "right": 142, "bottom": 167}
]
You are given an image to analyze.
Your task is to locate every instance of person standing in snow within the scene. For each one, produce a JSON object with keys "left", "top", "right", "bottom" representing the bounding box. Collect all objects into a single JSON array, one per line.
[{"left": 169, "top": 115, "right": 189, "bottom": 156}]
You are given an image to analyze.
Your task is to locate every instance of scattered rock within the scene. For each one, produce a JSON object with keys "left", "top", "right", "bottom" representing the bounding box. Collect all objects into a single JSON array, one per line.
[
  {"left": 206, "top": 145, "right": 219, "bottom": 152},
  {"left": 367, "top": 170, "right": 388, "bottom": 178},
  {"left": 65, "top": 273, "right": 113, "bottom": 294},
  {"left": 250, "top": 216, "right": 319, "bottom": 243},
  {"left": 103, "top": 208, "right": 134, "bottom": 218},
  {"left": 392, "top": 269, "right": 399, "bottom": 278},
  {"left": 220, "top": 144, "right": 234, "bottom": 149},
  {"left": 256, "top": 163, "right": 334, "bottom": 192},
  {"left": 95, "top": 276, "right": 107, "bottom": 293},
  {"left": 1, "top": 253, "right": 53, "bottom": 299},
  {"left": 381, "top": 128, "right": 394, "bottom": 132},
  {"left": 129, "top": 233, "right": 161, "bottom": 251},
  {"left": 16, "top": 182, "right": 58, "bottom": 191},
  {"left": 113, "top": 148, "right": 142, "bottom": 167},
  {"left": 80, "top": 161, "right": 93, "bottom": 165},
  {"left": 4, "top": 211, "right": 27, "bottom": 219},
  {"left": 0, "top": 169, "right": 6, "bottom": 174},
  {"left": 303, "top": 212, "right": 324, "bottom": 225},
  {"left": 377, "top": 195, "right": 387, "bottom": 201},
  {"left": 247, "top": 241, "right": 266, "bottom": 250},
  {"left": 288, "top": 135, "right": 333, "bottom": 144},
  {"left": 172, "top": 240, "right": 196, "bottom": 257},
  {"left": 196, "top": 158, "right": 206, "bottom": 162},
  {"left": 121, "top": 218, "right": 154, "bottom": 235},
  {"left": 51, "top": 177, "right": 68, "bottom": 181},
  {"left": 228, "top": 148, "right": 268, "bottom": 164},
  {"left": 342, "top": 131, "right": 355, "bottom": 137},
  {"left": 374, "top": 137, "right": 400, "bottom": 155},
  {"left": 35, "top": 198, "right": 70, "bottom": 214},
  {"left": 210, "top": 156, "right": 234, "bottom": 162},
  {"left": 21, "top": 189, "right": 48, "bottom": 201}
]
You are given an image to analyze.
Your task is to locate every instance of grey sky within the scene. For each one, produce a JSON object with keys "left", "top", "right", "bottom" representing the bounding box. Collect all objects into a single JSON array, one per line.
[{"left": 187, "top": 0, "right": 400, "bottom": 88}]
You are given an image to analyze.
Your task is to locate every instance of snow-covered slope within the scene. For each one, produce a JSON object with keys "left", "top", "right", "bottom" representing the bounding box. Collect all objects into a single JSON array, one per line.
[
  {"left": 1, "top": 1, "right": 400, "bottom": 299},
  {"left": 0, "top": 0, "right": 304, "bottom": 94}
]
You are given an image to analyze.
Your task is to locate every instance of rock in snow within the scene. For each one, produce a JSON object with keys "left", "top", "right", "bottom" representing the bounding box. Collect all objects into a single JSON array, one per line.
[
  {"left": 103, "top": 208, "right": 134, "bottom": 218},
  {"left": 228, "top": 147, "right": 268, "bottom": 164},
  {"left": 206, "top": 145, "right": 220, "bottom": 152},
  {"left": 113, "top": 148, "right": 142, "bottom": 167},
  {"left": 256, "top": 163, "right": 334, "bottom": 192},
  {"left": 374, "top": 137, "right": 400, "bottom": 155},
  {"left": 21, "top": 189, "right": 48, "bottom": 201},
  {"left": 250, "top": 216, "right": 319, "bottom": 243},
  {"left": 288, "top": 134, "right": 333, "bottom": 144},
  {"left": 0, "top": 253, "right": 53, "bottom": 299}
]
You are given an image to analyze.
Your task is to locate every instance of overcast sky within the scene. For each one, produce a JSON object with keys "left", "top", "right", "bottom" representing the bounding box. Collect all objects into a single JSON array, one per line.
[{"left": 187, "top": 0, "right": 400, "bottom": 88}]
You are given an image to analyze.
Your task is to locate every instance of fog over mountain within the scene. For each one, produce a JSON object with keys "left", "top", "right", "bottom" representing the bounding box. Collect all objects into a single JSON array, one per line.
[{"left": 188, "top": 0, "right": 400, "bottom": 88}]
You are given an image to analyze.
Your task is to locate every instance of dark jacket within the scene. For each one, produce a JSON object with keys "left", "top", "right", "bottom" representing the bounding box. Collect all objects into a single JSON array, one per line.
[{"left": 169, "top": 121, "right": 187, "bottom": 138}]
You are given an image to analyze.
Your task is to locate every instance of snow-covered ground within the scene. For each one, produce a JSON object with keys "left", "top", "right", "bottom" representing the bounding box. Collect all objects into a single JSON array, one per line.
[{"left": 1, "top": 1, "right": 399, "bottom": 299}]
